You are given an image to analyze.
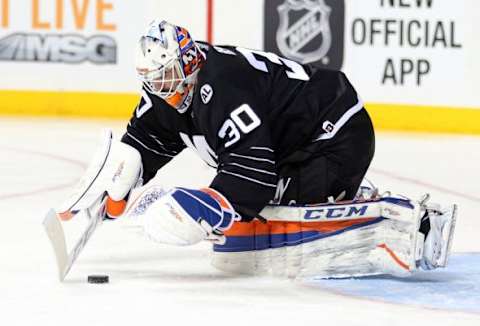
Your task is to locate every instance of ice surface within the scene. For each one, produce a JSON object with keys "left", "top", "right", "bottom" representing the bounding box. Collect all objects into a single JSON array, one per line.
[
  {"left": 1, "top": 117, "right": 479, "bottom": 325},
  {"left": 306, "top": 253, "right": 480, "bottom": 314}
]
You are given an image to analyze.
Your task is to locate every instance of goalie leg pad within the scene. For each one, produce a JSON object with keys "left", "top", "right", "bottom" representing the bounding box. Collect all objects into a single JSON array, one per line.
[{"left": 212, "top": 198, "right": 425, "bottom": 278}]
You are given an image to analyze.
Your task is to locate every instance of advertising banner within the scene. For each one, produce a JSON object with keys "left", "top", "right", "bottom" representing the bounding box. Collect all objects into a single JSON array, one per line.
[
  {"left": 264, "top": 0, "right": 345, "bottom": 70},
  {"left": 1, "top": 0, "right": 479, "bottom": 132},
  {"left": 260, "top": 0, "right": 480, "bottom": 132},
  {"left": 0, "top": 0, "right": 148, "bottom": 92},
  {"left": 262, "top": 0, "right": 475, "bottom": 108}
]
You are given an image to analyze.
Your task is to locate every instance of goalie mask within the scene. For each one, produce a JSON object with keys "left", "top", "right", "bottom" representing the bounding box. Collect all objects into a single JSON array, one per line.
[{"left": 135, "top": 20, "right": 205, "bottom": 112}]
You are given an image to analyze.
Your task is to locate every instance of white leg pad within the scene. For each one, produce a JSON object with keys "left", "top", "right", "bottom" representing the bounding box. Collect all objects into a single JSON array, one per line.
[{"left": 212, "top": 198, "right": 426, "bottom": 278}]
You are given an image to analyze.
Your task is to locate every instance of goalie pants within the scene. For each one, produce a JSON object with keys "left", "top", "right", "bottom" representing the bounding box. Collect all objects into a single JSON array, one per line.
[{"left": 273, "top": 108, "right": 375, "bottom": 205}]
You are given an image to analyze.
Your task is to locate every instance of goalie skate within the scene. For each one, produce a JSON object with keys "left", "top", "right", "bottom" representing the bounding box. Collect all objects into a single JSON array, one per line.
[{"left": 420, "top": 202, "right": 457, "bottom": 270}]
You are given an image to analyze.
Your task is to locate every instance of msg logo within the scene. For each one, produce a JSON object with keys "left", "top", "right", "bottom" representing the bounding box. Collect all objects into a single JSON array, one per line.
[
  {"left": 0, "top": 33, "right": 117, "bottom": 64},
  {"left": 304, "top": 205, "right": 368, "bottom": 220}
]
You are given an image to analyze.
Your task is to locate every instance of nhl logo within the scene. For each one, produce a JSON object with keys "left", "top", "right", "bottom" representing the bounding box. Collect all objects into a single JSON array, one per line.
[
  {"left": 264, "top": 0, "right": 344, "bottom": 69},
  {"left": 276, "top": 0, "right": 332, "bottom": 64}
]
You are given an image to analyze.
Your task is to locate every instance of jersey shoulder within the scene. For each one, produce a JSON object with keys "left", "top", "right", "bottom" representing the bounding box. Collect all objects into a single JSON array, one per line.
[
  {"left": 194, "top": 46, "right": 267, "bottom": 123},
  {"left": 195, "top": 45, "right": 271, "bottom": 108},
  {"left": 199, "top": 45, "right": 261, "bottom": 86}
]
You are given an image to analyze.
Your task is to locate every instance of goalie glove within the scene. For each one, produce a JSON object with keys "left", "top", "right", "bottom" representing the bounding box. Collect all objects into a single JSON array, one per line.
[{"left": 132, "top": 187, "right": 241, "bottom": 245}]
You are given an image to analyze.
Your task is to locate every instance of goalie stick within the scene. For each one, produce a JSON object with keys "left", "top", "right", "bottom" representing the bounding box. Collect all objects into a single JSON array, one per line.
[
  {"left": 42, "top": 129, "right": 115, "bottom": 281},
  {"left": 43, "top": 196, "right": 106, "bottom": 281}
]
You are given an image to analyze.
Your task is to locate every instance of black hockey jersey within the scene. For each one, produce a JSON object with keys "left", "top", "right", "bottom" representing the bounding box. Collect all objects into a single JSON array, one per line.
[{"left": 121, "top": 44, "right": 361, "bottom": 217}]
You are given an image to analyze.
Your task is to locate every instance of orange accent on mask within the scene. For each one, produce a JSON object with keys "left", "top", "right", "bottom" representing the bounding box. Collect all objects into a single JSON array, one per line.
[
  {"left": 166, "top": 84, "right": 195, "bottom": 109},
  {"left": 166, "top": 90, "right": 185, "bottom": 109}
]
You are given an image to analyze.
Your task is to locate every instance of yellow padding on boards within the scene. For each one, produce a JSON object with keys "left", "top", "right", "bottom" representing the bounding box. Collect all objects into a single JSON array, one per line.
[
  {"left": 0, "top": 90, "right": 479, "bottom": 134},
  {"left": 0, "top": 90, "right": 139, "bottom": 118},
  {"left": 366, "top": 103, "right": 480, "bottom": 134}
]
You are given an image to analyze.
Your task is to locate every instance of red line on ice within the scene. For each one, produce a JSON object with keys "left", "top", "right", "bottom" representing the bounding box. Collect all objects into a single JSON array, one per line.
[
  {"left": 0, "top": 146, "right": 86, "bottom": 200},
  {"left": 370, "top": 168, "right": 480, "bottom": 203}
]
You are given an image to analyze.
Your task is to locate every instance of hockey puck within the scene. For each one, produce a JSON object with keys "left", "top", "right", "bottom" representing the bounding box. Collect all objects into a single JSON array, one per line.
[{"left": 87, "top": 275, "right": 109, "bottom": 284}]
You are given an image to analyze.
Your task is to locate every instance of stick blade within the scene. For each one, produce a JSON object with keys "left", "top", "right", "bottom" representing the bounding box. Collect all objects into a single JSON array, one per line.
[{"left": 43, "top": 209, "right": 68, "bottom": 281}]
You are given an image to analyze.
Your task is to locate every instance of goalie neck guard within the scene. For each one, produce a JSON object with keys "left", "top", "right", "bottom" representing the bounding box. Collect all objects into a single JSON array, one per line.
[{"left": 135, "top": 20, "right": 205, "bottom": 113}]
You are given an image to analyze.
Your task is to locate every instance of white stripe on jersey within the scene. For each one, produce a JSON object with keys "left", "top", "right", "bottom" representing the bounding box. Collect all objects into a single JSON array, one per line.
[
  {"left": 226, "top": 163, "right": 277, "bottom": 176},
  {"left": 149, "top": 133, "right": 165, "bottom": 146},
  {"left": 219, "top": 170, "right": 277, "bottom": 188},
  {"left": 314, "top": 99, "right": 364, "bottom": 141},
  {"left": 250, "top": 146, "right": 274, "bottom": 152},
  {"left": 149, "top": 133, "right": 180, "bottom": 154},
  {"left": 230, "top": 153, "right": 275, "bottom": 164},
  {"left": 126, "top": 132, "right": 175, "bottom": 158}
]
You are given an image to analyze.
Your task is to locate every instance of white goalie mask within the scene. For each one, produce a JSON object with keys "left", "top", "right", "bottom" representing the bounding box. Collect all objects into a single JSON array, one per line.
[{"left": 135, "top": 20, "right": 205, "bottom": 112}]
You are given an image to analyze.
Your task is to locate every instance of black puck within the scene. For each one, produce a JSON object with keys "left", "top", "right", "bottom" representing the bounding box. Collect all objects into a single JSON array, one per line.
[{"left": 87, "top": 275, "right": 109, "bottom": 284}]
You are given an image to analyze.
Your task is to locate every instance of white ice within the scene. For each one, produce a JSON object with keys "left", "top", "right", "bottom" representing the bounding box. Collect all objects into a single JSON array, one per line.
[{"left": 1, "top": 117, "right": 479, "bottom": 325}]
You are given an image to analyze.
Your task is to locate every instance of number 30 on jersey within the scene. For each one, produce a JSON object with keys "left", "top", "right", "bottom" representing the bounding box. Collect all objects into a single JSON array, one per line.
[{"left": 218, "top": 104, "right": 261, "bottom": 148}]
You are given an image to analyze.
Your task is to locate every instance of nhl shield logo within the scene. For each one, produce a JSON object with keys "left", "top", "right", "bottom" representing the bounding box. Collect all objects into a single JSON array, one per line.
[
  {"left": 276, "top": 0, "right": 332, "bottom": 64},
  {"left": 264, "top": 0, "right": 344, "bottom": 69}
]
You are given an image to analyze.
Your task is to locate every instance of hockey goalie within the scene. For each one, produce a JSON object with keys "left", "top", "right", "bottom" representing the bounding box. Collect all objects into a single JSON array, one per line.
[{"left": 49, "top": 20, "right": 457, "bottom": 280}]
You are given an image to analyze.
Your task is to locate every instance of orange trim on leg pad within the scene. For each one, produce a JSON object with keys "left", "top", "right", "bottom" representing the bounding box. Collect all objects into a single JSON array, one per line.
[{"left": 377, "top": 243, "right": 410, "bottom": 271}]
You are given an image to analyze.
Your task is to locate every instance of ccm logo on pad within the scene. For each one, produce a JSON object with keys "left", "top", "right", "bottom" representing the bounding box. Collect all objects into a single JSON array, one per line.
[{"left": 304, "top": 205, "right": 368, "bottom": 220}]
